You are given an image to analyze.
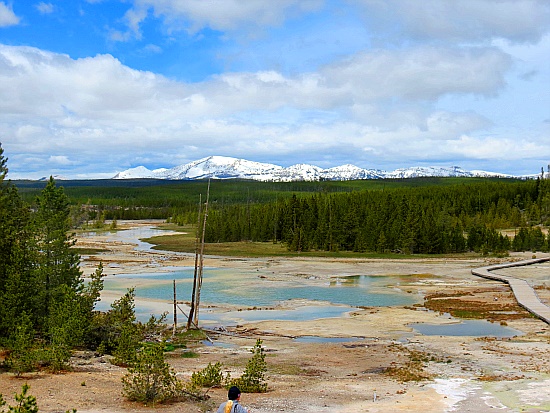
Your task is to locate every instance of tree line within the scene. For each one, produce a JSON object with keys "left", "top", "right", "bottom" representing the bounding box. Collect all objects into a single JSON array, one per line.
[{"left": 200, "top": 178, "right": 550, "bottom": 254}]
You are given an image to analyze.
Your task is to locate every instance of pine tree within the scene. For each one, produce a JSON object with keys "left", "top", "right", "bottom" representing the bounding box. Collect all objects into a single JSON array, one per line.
[
  {"left": 228, "top": 339, "right": 268, "bottom": 393},
  {"left": 107, "top": 288, "right": 141, "bottom": 366},
  {"left": 122, "top": 342, "right": 183, "bottom": 404},
  {"left": 33, "top": 177, "right": 83, "bottom": 330},
  {"left": 5, "top": 312, "right": 37, "bottom": 375},
  {"left": 0, "top": 144, "right": 34, "bottom": 338},
  {"left": 0, "top": 147, "right": 107, "bottom": 373}
]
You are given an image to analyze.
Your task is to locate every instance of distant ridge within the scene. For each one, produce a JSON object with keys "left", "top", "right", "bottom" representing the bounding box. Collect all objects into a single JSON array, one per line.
[{"left": 112, "top": 155, "right": 511, "bottom": 182}]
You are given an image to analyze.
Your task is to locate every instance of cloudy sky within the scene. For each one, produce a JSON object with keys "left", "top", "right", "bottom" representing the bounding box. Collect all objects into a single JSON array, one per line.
[{"left": 0, "top": 0, "right": 549, "bottom": 179}]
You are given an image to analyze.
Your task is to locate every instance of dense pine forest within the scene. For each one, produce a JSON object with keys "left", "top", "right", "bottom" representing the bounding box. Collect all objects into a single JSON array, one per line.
[{"left": 202, "top": 179, "right": 550, "bottom": 254}]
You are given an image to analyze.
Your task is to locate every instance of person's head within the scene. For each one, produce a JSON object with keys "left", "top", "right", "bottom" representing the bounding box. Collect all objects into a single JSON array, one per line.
[{"left": 228, "top": 386, "right": 241, "bottom": 401}]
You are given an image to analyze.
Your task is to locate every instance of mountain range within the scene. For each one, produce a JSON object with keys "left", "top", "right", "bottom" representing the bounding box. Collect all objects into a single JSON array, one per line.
[{"left": 111, "top": 156, "right": 511, "bottom": 182}]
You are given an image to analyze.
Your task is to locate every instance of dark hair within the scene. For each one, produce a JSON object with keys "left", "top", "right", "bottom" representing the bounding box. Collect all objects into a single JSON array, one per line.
[{"left": 228, "top": 386, "right": 241, "bottom": 400}]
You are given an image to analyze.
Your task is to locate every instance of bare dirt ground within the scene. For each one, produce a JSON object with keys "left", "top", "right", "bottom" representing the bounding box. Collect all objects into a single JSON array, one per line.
[{"left": 1, "top": 220, "right": 550, "bottom": 413}]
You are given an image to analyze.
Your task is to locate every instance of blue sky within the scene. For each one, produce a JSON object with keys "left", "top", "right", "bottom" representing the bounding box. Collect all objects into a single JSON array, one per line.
[{"left": 0, "top": 0, "right": 549, "bottom": 179}]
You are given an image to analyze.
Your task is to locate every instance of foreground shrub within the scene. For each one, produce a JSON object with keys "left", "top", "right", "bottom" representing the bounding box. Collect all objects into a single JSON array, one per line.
[
  {"left": 190, "top": 362, "right": 227, "bottom": 388},
  {"left": 122, "top": 342, "right": 183, "bottom": 404},
  {"left": 5, "top": 314, "right": 38, "bottom": 376},
  {"left": 90, "top": 288, "right": 167, "bottom": 367},
  {"left": 227, "top": 339, "right": 268, "bottom": 393}
]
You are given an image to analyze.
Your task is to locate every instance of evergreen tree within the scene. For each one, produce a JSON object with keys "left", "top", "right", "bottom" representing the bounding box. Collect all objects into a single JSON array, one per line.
[
  {"left": 5, "top": 312, "right": 38, "bottom": 375},
  {"left": 122, "top": 342, "right": 183, "bottom": 404},
  {"left": 101, "top": 288, "right": 141, "bottom": 365},
  {"left": 0, "top": 147, "right": 107, "bottom": 373},
  {"left": 0, "top": 144, "right": 34, "bottom": 338},
  {"left": 33, "top": 177, "right": 83, "bottom": 331},
  {"left": 47, "top": 285, "right": 88, "bottom": 371},
  {"left": 228, "top": 339, "right": 268, "bottom": 393}
]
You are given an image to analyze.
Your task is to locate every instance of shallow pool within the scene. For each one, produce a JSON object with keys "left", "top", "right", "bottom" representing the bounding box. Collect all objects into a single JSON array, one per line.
[
  {"left": 409, "top": 320, "right": 523, "bottom": 337},
  {"left": 103, "top": 269, "right": 419, "bottom": 309}
]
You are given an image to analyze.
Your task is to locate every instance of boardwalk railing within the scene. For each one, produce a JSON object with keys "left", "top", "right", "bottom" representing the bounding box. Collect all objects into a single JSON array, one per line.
[{"left": 471, "top": 258, "right": 550, "bottom": 325}]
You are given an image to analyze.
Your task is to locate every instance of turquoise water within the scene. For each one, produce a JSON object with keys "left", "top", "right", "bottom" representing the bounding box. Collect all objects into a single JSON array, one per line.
[
  {"left": 104, "top": 270, "right": 418, "bottom": 309},
  {"left": 199, "top": 305, "right": 355, "bottom": 324},
  {"left": 409, "top": 320, "right": 523, "bottom": 337},
  {"left": 91, "top": 225, "right": 418, "bottom": 317},
  {"left": 90, "top": 227, "right": 525, "bottom": 335},
  {"left": 91, "top": 225, "right": 418, "bottom": 324}
]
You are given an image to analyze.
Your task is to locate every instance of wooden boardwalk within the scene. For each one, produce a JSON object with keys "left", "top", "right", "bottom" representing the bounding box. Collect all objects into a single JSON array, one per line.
[{"left": 471, "top": 258, "right": 550, "bottom": 325}]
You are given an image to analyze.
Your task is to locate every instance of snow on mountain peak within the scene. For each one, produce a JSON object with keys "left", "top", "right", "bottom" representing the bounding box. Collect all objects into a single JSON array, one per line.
[
  {"left": 112, "top": 166, "right": 168, "bottom": 179},
  {"left": 112, "top": 157, "right": 508, "bottom": 181}
]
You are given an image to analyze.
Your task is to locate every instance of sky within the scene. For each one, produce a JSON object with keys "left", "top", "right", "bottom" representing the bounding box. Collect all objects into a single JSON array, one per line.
[{"left": 0, "top": 0, "right": 549, "bottom": 179}]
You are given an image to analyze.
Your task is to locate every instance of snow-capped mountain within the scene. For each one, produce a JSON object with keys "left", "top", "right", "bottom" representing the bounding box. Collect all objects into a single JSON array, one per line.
[
  {"left": 386, "top": 166, "right": 477, "bottom": 179},
  {"left": 112, "top": 156, "right": 510, "bottom": 182},
  {"left": 160, "top": 156, "right": 284, "bottom": 180},
  {"left": 111, "top": 166, "right": 168, "bottom": 179}
]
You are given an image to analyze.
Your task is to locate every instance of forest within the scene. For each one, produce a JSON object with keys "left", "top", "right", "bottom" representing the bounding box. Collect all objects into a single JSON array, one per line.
[{"left": 201, "top": 178, "right": 550, "bottom": 254}]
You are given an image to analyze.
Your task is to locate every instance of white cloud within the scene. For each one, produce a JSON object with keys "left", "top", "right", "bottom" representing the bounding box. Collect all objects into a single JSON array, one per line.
[
  {"left": 319, "top": 47, "right": 512, "bottom": 101},
  {"left": 48, "top": 155, "right": 76, "bottom": 165},
  {"left": 0, "top": 2, "right": 19, "bottom": 26},
  {"left": 140, "top": 44, "right": 163, "bottom": 55},
  {"left": 124, "top": 0, "right": 324, "bottom": 37},
  {"left": 108, "top": 29, "right": 133, "bottom": 42},
  {"left": 35, "top": 2, "right": 54, "bottom": 15},
  {"left": 448, "top": 135, "right": 548, "bottom": 161},
  {"left": 121, "top": 6, "right": 148, "bottom": 39},
  {"left": 0, "top": 44, "right": 511, "bottom": 122},
  {"left": 350, "top": 0, "right": 550, "bottom": 44},
  {"left": 199, "top": 46, "right": 512, "bottom": 117},
  {"left": 0, "top": 42, "right": 545, "bottom": 177}
]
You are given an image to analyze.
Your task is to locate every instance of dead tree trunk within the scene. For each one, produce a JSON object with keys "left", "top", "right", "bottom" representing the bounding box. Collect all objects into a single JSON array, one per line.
[
  {"left": 193, "top": 179, "right": 210, "bottom": 327},
  {"left": 187, "top": 194, "right": 202, "bottom": 329}
]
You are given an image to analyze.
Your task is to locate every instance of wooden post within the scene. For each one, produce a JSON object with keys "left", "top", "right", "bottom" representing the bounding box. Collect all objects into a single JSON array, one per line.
[{"left": 172, "top": 279, "right": 177, "bottom": 336}]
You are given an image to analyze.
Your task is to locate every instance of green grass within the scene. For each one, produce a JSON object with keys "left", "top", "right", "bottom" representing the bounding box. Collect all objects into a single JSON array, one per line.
[
  {"left": 143, "top": 229, "right": 483, "bottom": 259},
  {"left": 174, "top": 328, "right": 209, "bottom": 342},
  {"left": 180, "top": 351, "right": 200, "bottom": 358}
]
